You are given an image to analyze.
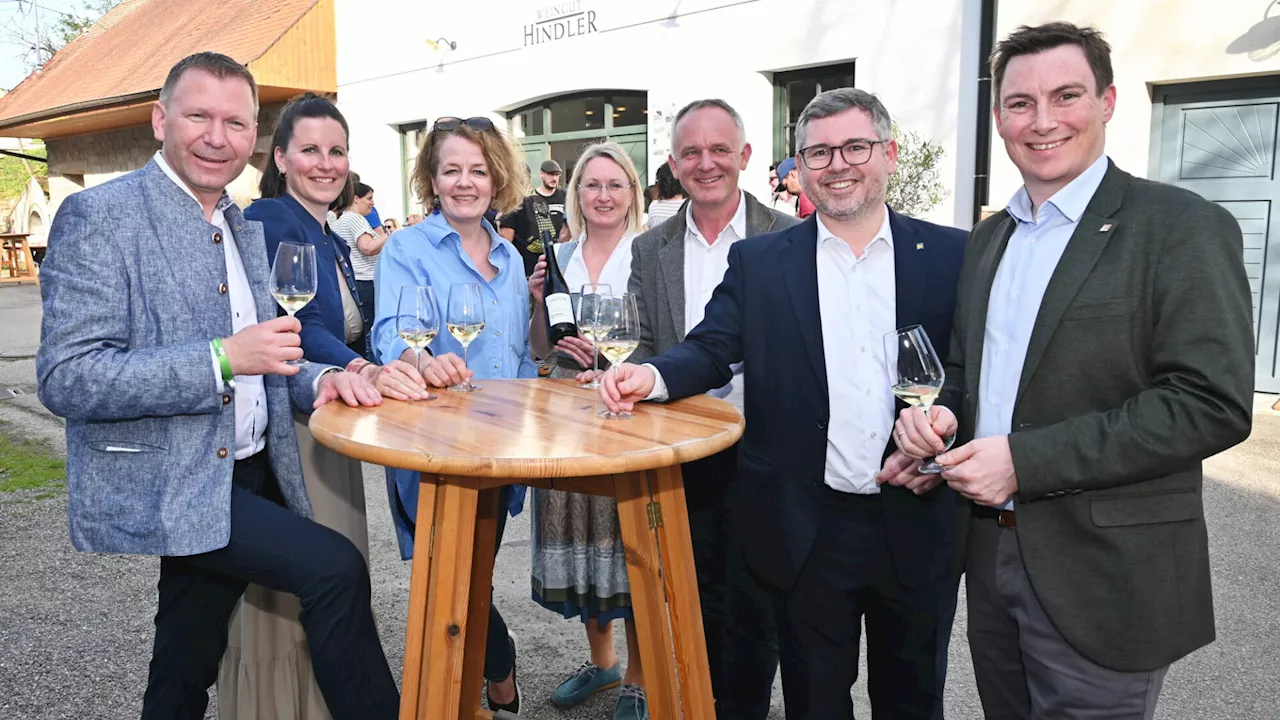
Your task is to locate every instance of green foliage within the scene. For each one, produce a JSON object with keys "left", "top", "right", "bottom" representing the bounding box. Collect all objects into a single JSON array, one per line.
[
  {"left": 53, "top": 0, "right": 121, "bottom": 48},
  {"left": 0, "top": 146, "right": 47, "bottom": 202},
  {"left": 886, "top": 124, "right": 949, "bottom": 218},
  {"left": 0, "top": 425, "right": 65, "bottom": 493}
]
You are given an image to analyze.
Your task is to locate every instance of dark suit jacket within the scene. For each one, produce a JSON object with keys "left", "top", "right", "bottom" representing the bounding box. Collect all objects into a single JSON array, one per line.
[
  {"left": 648, "top": 208, "right": 967, "bottom": 592},
  {"left": 939, "top": 161, "right": 1254, "bottom": 671},
  {"left": 245, "top": 195, "right": 369, "bottom": 368}
]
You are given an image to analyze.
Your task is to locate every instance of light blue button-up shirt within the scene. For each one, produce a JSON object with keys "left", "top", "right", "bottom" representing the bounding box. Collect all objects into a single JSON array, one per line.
[
  {"left": 373, "top": 210, "right": 537, "bottom": 559},
  {"left": 977, "top": 153, "right": 1109, "bottom": 509}
]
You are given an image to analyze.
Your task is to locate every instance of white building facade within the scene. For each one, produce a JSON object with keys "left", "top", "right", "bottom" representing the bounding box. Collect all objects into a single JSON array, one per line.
[{"left": 334, "top": 0, "right": 986, "bottom": 228}]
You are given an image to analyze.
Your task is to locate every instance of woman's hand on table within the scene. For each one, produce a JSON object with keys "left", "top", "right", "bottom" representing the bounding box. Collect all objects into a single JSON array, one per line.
[
  {"left": 556, "top": 335, "right": 596, "bottom": 369},
  {"left": 574, "top": 369, "right": 603, "bottom": 385},
  {"left": 421, "top": 353, "right": 473, "bottom": 388},
  {"left": 528, "top": 255, "right": 547, "bottom": 303},
  {"left": 375, "top": 359, "right": 431, "bottom": 401}
]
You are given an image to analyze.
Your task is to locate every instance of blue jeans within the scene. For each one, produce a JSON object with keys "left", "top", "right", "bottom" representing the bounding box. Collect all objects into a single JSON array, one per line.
[{"left": 141, "top": 452, "right": 398, "bottom": 720}]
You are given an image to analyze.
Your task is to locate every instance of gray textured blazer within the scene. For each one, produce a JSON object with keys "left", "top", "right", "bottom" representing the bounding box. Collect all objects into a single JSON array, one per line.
[
  {"left": 37, "top": 159, "right": 328, "bottom": 557},
  {"left": 940, "top": 161, "right": 1254, "bottom": 671},
  {"left": 629, "top": 191, "right": 800, "bottom": 362}
]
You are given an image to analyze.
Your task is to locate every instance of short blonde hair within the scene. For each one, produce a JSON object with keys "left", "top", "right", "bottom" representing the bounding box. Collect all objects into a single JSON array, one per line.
[
  {"left": 411, "top": 122, "right": 528, "bottom": 216},
  {"left": 565, "top": 141, "right": 645, "bottom": 239}
]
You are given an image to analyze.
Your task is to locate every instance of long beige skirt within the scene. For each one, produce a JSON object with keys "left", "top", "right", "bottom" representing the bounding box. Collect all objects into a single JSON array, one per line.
[{"left": 216, "top": 413, "right": 369, "bottom": 720}]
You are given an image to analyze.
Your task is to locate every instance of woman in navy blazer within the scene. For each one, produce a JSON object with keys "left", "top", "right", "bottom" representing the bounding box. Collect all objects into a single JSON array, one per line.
[{"left": 225, "top": 93, "right": 425, "bottom": 719}]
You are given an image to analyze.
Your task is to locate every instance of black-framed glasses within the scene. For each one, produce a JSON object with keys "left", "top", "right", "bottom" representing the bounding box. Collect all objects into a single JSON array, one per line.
[
  {"left": 433, "top": 116, "right": 495, "bottom": 133},
  {"left": 798, "top": 139, "right": 889, "bottom": 170}
]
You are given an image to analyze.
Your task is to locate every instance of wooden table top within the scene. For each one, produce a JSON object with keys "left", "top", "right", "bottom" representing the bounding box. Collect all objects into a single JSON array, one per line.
[{"left": 309, "top": 378, "right": 744, "bottom": 478}]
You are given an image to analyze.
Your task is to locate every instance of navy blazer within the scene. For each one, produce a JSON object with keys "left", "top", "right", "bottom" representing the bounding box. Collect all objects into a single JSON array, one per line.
[
  {"left": 245, "top": 195, "right": 369, "bottom": 368},
  {"left": 648, "top": 208, "right": 966, "bottom": 593}
]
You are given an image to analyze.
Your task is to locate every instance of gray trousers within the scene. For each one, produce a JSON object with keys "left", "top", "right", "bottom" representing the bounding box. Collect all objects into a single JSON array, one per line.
[{"left": 966, "top": 516, "right": 1167, "bottom": 720}]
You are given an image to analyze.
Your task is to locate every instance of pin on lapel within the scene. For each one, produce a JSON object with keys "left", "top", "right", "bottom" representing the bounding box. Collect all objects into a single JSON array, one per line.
[
  {"left": 1099, "top": 223, "right": 1112, "bottom": 232},
  {"left": 916, "top": 242, "right": 925, "bottom": 250}
]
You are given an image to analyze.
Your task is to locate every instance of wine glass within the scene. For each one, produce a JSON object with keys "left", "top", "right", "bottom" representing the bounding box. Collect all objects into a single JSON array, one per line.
[
  {"left": 396, "top": 285, "right": 440, "bottom": 401},
  {"left": 270, "top": 242, "right": 317, "bottom": 366},
  {"left": 884, "top": 324, "right": 954, "bottom": 474},
  {"left": 576, "top": 283, "right": 612, "bottom": 389},
  {"left": 446, "top": 283, "right": 485, "bottom": 393},
  {"left": 595, "top": 293, "right": 640, "bottom": 420}
]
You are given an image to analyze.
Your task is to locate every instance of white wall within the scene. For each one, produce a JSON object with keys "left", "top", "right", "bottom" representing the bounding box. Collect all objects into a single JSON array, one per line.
[
  {"left": 335, "top": 0, "right": 978, "bottom": 227},
  {"left": 989, "top": 0, "right": 1280, "bottom": 207}
]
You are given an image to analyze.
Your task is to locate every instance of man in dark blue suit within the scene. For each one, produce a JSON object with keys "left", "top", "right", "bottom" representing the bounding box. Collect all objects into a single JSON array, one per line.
[{"left": 601, "top": 88, "right": 965, "bottom": 718}]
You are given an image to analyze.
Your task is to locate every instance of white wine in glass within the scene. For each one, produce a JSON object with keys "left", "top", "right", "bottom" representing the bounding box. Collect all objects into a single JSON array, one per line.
[
  {"left": 397, "top": 285, "right": 440, "bottom": 401},
  {"left": 576, "top": 283, "right": 611, "bottom": 389},
  {"left": 446, "top": 283, "right": 485, "bottom": 392},
  {"left": 596, "top": 293, "right": 640, "bottom": 420},
  {"left": 884, "top": 324, "right": 954, "bottom": 474},
  {"left": 270, "top": 242, "right": 317, "bottom": 366}
]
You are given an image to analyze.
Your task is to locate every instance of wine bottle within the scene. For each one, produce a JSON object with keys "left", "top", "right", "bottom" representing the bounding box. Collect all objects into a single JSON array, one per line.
[{"left": 535, "top": 201, "right": 578, "bottom": 345}]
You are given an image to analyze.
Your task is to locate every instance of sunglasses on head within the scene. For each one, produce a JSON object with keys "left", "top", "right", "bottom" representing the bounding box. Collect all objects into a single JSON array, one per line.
[{"left": 433, "top": 116, "right": 495, "bottom": 133}]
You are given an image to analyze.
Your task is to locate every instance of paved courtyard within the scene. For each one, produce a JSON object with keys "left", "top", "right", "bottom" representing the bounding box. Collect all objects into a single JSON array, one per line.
[{"left": 1, "top": 283, "right": 1278, "bottom": 719}]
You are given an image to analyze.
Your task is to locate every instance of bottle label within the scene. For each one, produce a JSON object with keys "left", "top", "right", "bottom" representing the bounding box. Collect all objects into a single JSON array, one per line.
[{"left": 546, "top": 293, "right": 575, "bottom": 326}]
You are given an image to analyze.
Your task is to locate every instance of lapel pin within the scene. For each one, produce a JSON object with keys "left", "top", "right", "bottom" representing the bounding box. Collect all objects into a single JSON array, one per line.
[
  {"left": 1099, "top": 223, "right": 1112, "bottom": 232},
  {"left": 916, "top": 242, "right": 925, "bottom": 250}
]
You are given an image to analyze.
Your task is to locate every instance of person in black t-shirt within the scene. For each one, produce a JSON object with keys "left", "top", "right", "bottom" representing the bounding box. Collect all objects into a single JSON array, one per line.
[{"left": 499, "top": 159, "right": 568, "bottom": 276}]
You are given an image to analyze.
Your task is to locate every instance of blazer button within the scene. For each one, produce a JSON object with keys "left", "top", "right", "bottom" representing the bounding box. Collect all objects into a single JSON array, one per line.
[
  {"left": 217, "top": 448, "right": 229, "bottom": 459},
  {"left": 221, "top": 393, "right": 232, "bottom": 405},
  {"left": 218, "top": 283, "right": 227, "bottom": 295},
  {"left": 817, "top": 421, "right": 827, "bottom": 430},
  {"left": 213, "top": 232, "right": 223, "bottom": 245}
]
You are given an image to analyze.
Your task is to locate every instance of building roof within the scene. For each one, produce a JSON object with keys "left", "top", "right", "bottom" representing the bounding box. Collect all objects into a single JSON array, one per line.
[{"left": 0, "top": 0, "right": 333, "bottom": 137}]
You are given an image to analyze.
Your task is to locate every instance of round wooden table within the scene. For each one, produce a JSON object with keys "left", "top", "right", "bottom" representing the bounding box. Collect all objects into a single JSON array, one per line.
[{"left": 310, "top": 378, "right": 744, "bottom": 720}]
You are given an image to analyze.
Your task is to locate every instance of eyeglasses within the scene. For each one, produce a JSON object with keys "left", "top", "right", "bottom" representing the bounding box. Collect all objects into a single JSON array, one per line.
[
  {"left": 798, "top": 139, "right": 889, "bottom": 170},
  {"left": 433, "top": 116, "right": 496, "bottom": 133},
  {"left": 578, "top": 181, "right": 632, "bottom": 196}
]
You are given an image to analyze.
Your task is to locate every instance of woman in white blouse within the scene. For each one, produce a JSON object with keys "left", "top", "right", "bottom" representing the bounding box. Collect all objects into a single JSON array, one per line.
[{"left": 527, "top": 141, "right": 651, "bottom": 719}]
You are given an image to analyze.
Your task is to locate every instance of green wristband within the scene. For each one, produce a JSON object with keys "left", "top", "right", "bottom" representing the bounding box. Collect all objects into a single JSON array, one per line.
[{"left": 211, "top": 338, "right": 235, "bottom": 390}]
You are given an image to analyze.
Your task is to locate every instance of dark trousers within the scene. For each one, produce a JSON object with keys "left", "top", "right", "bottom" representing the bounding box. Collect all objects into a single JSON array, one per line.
[
  {"left": 483, "top": 485, "right": 515, "bottom": 681},
  {"left": 779, "top": 487, "right": 939, "bottom": 720},
  {"left": 685, "top": 447, "right": 780, "bottom": 720},
  {"left": 966, "top": 516, "right": 1168, "bottom": 720},
  {"left": 356, "top": 279, "right": 376, "bottom": 362},
  {"left": 140, "top": 453, "right": 398, "bottom": 720}
]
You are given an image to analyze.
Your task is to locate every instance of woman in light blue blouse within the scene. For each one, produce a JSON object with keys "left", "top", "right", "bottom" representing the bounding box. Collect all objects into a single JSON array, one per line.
[{"left": 372, "top": 116, "right": 533, "bottom": 715}]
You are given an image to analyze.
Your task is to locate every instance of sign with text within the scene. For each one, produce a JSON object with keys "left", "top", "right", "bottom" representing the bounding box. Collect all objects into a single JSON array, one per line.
[{"left": 524, "top": 1, "right": 599, "bottom": 46}]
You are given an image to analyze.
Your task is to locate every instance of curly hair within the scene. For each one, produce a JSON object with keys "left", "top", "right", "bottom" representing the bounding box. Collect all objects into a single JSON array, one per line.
[{"left": 410, "top": 121, "right": 528, "bottom": 216}]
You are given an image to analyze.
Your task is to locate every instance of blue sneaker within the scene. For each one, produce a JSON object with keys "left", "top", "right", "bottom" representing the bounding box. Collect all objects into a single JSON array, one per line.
[
  {"left": 549, "top": 661, "right": 623, "bottom": 708},
  {"left": 613, "top": 684, "right": 648, "bottom": 720}
]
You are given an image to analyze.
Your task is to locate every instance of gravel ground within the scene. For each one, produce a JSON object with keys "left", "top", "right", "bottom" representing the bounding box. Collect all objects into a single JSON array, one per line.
[{"left": 2, "top": 284, "right": 1279, "bottom": 719}]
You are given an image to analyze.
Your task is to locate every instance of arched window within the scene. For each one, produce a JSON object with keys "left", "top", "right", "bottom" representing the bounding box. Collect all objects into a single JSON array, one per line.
[{"left": 510, "top": 91, "right": 648, "bottom": 184}]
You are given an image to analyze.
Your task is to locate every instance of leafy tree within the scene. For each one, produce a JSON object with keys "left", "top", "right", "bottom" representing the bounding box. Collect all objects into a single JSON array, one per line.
[
  {"left": 4, "top": 0, "right": 122, "bottom": 74},
  {"left": 886, "top": 124, "right": 950, "bottom": 218}
]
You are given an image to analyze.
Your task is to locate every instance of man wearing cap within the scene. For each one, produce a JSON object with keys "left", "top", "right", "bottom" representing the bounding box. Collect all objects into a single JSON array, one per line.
[
  {"left": 500, "top": 159, "right": 569, "bottom": 276},
  {"left": 776, "top": 157, "right": 816, "bottom": 219}
]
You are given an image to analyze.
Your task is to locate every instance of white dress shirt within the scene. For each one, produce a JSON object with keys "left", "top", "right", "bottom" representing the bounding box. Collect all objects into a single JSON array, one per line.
[
  {"left": 815, "top": 209, "right": 897, "bottom": 494},
  {"left": 648, "top": 206, "right": 897, "bottom": 494},
  {"left": 682, "top": 190, "right": 748, "bottom": 411},
  {"left": 155, "top": 152, "right": 267, "bottom": 460},
  {"left": 559, "top": 230, "right": 638, "bottom": 298},
  {"left": 978, "top": 153, "right": 1109, "bottom": 508}
]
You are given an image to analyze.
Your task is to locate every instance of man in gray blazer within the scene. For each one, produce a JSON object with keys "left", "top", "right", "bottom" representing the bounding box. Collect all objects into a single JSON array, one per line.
[
  {"left": 628, "top": 98, "right": 799, "bottom": 718},
  {"left": 892, "top": 23, "right": 1253, "bottom": 719},
  {"left": 36, "top": 53, "right": 397, "bottom": 720}
]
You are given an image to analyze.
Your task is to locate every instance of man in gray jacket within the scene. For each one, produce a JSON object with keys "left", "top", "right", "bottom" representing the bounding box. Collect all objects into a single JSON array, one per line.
[
  {"left": 36, "top": 52, "right": 397, "bottom": 720},
  {"left": 628, "top": 98, "right": 799, "bottom": 718}
]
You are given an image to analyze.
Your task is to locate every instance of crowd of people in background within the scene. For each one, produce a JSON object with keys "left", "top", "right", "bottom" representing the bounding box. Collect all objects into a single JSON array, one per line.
[{"left": 33, "top": 18, "right": 1255, "bottom": 720}]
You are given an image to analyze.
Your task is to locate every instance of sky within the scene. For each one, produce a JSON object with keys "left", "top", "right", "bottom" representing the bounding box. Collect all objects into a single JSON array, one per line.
[{"left": 0, "top": 0, "right": 85, "bottom": 93}]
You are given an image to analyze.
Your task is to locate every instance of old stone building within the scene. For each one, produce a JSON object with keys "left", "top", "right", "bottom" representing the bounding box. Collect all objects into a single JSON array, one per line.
[{"left": 0, "top": 0, "right": 336, "bottom": 212}]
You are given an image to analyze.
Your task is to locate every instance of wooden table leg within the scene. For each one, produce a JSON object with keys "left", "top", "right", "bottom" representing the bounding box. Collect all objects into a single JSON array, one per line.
[
  {"left": 417, "top": 480, "right": 481, "bottom": 719},
  {"left": 458, "top": 486, "right": 501, "bottom": 714},
  {"left": 651, "top": 465, "right": 716, "bottom": 719},
  {"left": 615, "top": 471, "right": 681, "bottom": 719},
  {"left": 400, "top": 477, "right": 441, "bottom": 720}
]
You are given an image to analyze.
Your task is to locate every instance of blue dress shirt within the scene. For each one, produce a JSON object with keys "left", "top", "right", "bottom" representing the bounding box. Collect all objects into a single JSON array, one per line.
[
  {"left": 374, "top": 209, "right": 538, "bottom": 559},
  {"left": 245, "top": 194, "right": 368, "bottom": 368},
  {"left": 977, "top": 153, "right": 1109, "bottom": 509}
]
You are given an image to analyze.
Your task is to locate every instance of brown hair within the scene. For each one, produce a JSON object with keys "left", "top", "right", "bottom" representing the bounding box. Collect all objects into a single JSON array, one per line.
[
  {"left": 990, "top": 22, "right": 1113, "bottom": 100},
  {"left": 411, "top": 122, "right": 527, "bottom": 216},
  {"left": 159, "top": 52, "right": 258, "bottom": 113},
  {"left": 258, "top": 92, "right": 350, "bottom": 201}
]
